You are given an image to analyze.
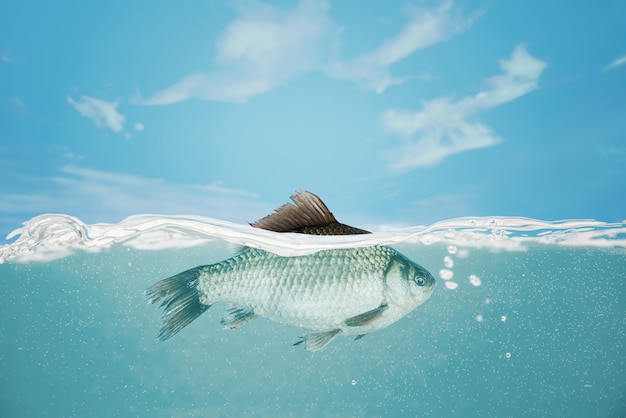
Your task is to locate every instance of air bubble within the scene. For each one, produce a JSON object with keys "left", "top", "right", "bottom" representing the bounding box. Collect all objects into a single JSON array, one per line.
[
  {"left": 501, "top": 315, "right": 507, "bottom": 322},
  {"left": 469, "top": 274, "right": 482, "bottom": 286},
  {"left": 475, "top": 314, "right": 484, "bottom": 322},
  {"left": 444, "top": 281, "right": 459, "bottom": 290},
  {"left": 505, "top": 352, "right": 511, "bottom": 359},
  {"left": 456, "top": 249, "right": 470, "bottom": 259},
  {"left": 351, "top": 380, "right": 357, "bottom": 386},
  {"left": 443, "top": 256, "right": 454, "bottom": 268},
  {"left": 447, "top": 245, "right": 458, "bottom": 254},
  {"left": 439, "top": 269, "right": 454, "bottom": 280}
]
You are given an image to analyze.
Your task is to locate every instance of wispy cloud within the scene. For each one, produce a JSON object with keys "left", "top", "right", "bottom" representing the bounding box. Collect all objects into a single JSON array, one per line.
[
  {"left": 381, "top": 44, "right": 547, "bottom": 171},
  {"left": 0, "top": 165, "right": 269, "bottom": 226},
  {"left": 10, "top": 95, "right": 27, "bottom": 109},
  {"left": 62, "top": 151, "right": 83, "bottom": 161},
  {"left": 135, "top": 0, "right": 338, "bottom": 105},
  {"left": 7, "top": 95, "right": 29, "bottom": 116},
  {"left": 326, "top": 1, "right": 482, "bottom": 93},
  {"left": 1, "top": 49, "right": 14, "bottom": 63},
  {"left": 604, "top": 55, "right": 626, "bottom": 72},
  {"left": 136, "top": 0, "right": 481, "bottom": 105},
  {"left": 195, "top": 180, "right": 259, "bottom": 199},
  {"left": 67, "top": 95, "right": 125, "bottom": 132}
]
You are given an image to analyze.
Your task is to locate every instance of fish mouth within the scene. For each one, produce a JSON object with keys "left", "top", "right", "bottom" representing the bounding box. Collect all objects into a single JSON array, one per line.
[{"left": 428, "top": 282, "right": 435, "bottom": 296}]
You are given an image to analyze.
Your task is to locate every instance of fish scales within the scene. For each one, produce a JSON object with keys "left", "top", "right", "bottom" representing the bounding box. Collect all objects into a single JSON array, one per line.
[{"left": 198, "top": 247, "right": 392, "bottom": 331}]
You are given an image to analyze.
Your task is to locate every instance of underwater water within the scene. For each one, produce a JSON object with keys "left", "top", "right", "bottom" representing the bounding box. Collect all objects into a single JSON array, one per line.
[{"left": 0, "top": 215, "right": 625, "bottom": 417}]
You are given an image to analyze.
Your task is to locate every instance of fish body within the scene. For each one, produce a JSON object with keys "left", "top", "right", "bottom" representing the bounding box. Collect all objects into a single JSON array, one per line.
[{"left": 147, "top": 190, "right": 435, "bottom": 351}]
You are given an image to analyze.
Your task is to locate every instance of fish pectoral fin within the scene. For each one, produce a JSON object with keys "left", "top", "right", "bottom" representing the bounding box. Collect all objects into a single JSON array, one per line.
[
  {"left": 344, "top": 303, "right": 389, "bottom": 327},
  {"left": 293, "top": 329, "right": 341, "bottom": 352},
  {"left": 354, "top": 334, "right": 366, "bottom": 340},
  {"left": 221, "top": 306, "right": 257, "bottom": 329}
]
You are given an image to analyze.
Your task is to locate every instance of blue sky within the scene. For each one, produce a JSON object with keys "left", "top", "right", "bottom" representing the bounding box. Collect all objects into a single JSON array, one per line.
[{"left": 1, "top": 0, "right": 625, "bottom": 239}]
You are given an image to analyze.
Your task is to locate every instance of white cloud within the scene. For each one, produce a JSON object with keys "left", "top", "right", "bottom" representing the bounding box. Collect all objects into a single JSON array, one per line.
[
  {"left": 381, "top": 44, "right": 547, "bottom": 171},
  {"left": 136, "top": 1, "right": 482, "bottom": 104},
  {"left": 604, "top": 55, "right": 626, "bottom": 72},
  {"left": 326, "top": 1, "right": 482, "bottom": 92},
  {"left": 136, "top": 0, "right": 338, "bottom": 105},
  {"left": 133, "top": 122, "right": 144, "bottom": 132},
  {"left": 67, "top": 95, "right": 125, "bottom": 132}
]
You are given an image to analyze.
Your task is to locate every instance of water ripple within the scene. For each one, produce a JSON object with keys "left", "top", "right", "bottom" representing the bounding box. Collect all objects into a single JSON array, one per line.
[{"left": 1, "top": 214, "right": 625, "bottom": 263}]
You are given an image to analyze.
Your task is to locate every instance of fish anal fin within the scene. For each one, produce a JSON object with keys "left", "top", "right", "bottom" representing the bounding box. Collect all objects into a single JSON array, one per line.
[
  {"left": 221, "top": 306, "right": 257, "bottom": 329},
  {"left": 344, "top": 303, "right": 388, "bottom": 327},
  {"left": 251, "top": 190, "right": 370, "bottom": 235},
  {"left": 294, "top": 329, "right": 341, "bottom": 351}
]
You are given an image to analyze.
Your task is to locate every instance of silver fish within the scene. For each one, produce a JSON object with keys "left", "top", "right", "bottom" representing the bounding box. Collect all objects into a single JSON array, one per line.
[{"left": 146, "top": 190, "right": 435, "bottom": 351}]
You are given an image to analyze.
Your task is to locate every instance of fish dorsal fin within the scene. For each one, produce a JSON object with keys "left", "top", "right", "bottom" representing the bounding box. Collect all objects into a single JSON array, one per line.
[
  {"left": 253, "top": 189, "right": 337, "bottom": 230},
  {"left": 251, "top": 190, "right": 370, "bottom": 235}
]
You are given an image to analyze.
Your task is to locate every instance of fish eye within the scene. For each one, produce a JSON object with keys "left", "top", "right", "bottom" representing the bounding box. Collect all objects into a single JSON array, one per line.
[{"left": 415, "top": 277, "right": 426, "bottom": 287}]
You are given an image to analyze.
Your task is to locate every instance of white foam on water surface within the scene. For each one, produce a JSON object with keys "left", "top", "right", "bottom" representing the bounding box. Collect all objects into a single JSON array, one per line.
[{"left": 1, "top": 214, "right": 625, "bottom": 263}]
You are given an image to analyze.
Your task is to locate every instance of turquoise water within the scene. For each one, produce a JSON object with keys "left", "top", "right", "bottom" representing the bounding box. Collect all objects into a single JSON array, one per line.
[{"left": 1, "top": 216, "right": 625, "bottom": 417}]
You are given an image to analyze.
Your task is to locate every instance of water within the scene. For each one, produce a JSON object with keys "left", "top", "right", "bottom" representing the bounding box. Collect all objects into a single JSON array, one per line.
[{"left": 1, "top": 215, "right": 625, "bottom": 417}]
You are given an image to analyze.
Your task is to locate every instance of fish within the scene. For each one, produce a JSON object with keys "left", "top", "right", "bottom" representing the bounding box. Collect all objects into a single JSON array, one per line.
[{"left": 146, "top": 190, "right": 435, "bottom": 351}]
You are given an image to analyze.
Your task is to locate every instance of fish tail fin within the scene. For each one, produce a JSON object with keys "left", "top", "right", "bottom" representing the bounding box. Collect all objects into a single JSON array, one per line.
[{"left": 145, "top": 266, "right": 210, "bottom": 341}]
